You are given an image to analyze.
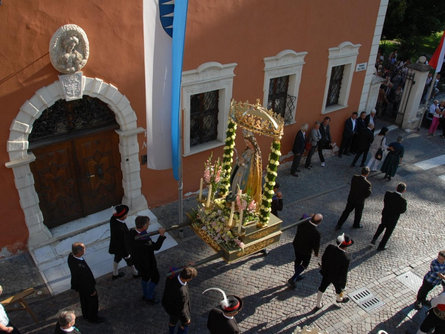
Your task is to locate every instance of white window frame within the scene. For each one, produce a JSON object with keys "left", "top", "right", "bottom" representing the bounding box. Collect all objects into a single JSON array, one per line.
[
  {"left": 182, "top": 62, "right": 237, "bottom": 156},
  {"left": 263, "top": 50, "right": 307, "bottom": 125},
  {"left": 322, "top": 41, "right": 361, "bottom": 114}
]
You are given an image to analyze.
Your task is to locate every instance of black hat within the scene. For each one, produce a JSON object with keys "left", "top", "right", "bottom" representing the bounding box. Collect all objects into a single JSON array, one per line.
[
  {"left": 221, "top": 295, "right": 243, "bottom": 314},
  {"left": 336, "top": 233, "right": 354, "bottom": 248},
  {"left": 113, "top": 204, "right": 129, "bottom": 218}
]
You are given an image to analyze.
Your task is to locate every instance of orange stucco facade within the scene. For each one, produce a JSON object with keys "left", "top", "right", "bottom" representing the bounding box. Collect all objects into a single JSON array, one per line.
[{"left": 0, "top": 0, "right": 381, "bottom": 254}]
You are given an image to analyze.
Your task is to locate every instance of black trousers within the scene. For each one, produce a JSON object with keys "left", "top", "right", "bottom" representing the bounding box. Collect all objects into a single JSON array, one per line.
[
  {"left": 290, "top": 153, "right": 302, "bottom": 174},
  {"left": 416, "top": 279, "right": 436, "bottom": 303},
  {"left": 318, "top": 276, "right": 343, "bottom": 294},
  {"left": 305, "top": 146, "right": 317, "bottom": 167},
  {"left": 336, "top": 201, "right": 364, "bottom": 228},
  {"left": 339, "top": 135, "right": 353, "bottom": 156},
  {"left": 79, "top": 291, "right": 99, "bottom": 321},
  {"left": 440, "top": 117, "right": 445, "bottom": 136},
  {"left": 317, "top": 146, "right": 326, "bottom": 163},
  {"left": 419, "top": 309, "right": 445, "bottom": 333},
  {"left": 351, "top": 149, "right": 369, "bottom": 166},
  {"left": 372, "top": 221, "right": 396, "bottom": 248},
  {"left": 113, "top": 254, "right": 134, "bottom": 266}
]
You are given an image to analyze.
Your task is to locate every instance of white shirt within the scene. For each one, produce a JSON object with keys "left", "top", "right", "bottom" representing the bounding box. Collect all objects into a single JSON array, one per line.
[
  {"left": 177, "top": 275, "right": 187, "bottom": 286},
  {"left": 351, "top": 118, "right": 356, "bottom": 131},
  {"left": 0, "top": 304, "right": 9, "bottom": 326},
  {"left": 429, "top": 103, "right": 438, "bottom": 116}
]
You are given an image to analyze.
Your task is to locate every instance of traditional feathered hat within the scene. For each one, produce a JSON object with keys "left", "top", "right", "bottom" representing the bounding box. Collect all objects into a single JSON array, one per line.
[
  {"left": 336, "top": 233, "right": 354, "bottom": 248},
  {"left": 113, "top": 204, "right": 129, "bottom": 218},
  {"left": 203, "top": 288, "right": 243, "bottom": 314}
]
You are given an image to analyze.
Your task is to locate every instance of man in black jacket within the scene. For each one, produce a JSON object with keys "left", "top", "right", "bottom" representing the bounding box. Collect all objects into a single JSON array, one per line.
[
  {"left": 288, "top": 214, "right": 323, "bottom": 288},
  {"left": 67, "top": 242, "right": 103, "bottom": 323},
  {"left": 162, "top": 266, "right": 198, "bottom": 334},
  {"left": 130, "top": 215, "right": 166, "bottom": 304},
  {"left": 108, "top": 204, "right": 138, "bottom": 279},
  {"left": 351, "top": 123, "right": 374, "bottom": 167},
  {"left": 290, "top": 123, "right": 308, "bottom": 177},
  {"left": 335, "top": 167, "right": 372, "bottom": 230},
  {"left": 315, "top": 234, "right": 353, "bottom": 310},
  {"left": 338, "top": 112, "right": 358, "bottom": 157},
  {"left": 371, "top": 183, "right": 407, "bottom": 250}
]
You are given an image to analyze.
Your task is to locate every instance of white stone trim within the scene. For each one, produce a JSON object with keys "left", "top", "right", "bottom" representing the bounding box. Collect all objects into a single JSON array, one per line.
[
  {"left": 322, "top": 42, "right": 361, "bottom": 114},
  {"left": 182, "top": 62, "right": 237, "bottom": 156},
  {"left": 5, "top": 77, "right": 148, "bottom": 248},
  {"left": 359, "top": 0, "right": 389, "bottom": 112},
  {"left": 263, "top": 50, "right": 307, "bottom": 124}
]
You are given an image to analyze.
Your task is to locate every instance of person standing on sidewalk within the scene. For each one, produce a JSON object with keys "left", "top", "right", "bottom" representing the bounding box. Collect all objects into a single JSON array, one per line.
[
  {"left": 108, "top": 204, "right": 139, "bottom": 280},
  {"left": 371, "top": 182, "right": 407, "bottom": 251},
  {"left": 290, "top": 124, "right": 308, "bottom": 177},
  {"left": 350, "top": 123, "right": 374, "bottom": 167},
  {"left": 287, "top": 214, "right": 322, "bottom": 288},
  {"left": 381, "top": 136, "right": 404, "bottom": 181},
  {"left": 414, "top": 251, "right": 445, "bottom": 310},
  {"left": 315, "top": 233, "right": 353, "bottom": 310},
  {"left": 0, "top": 285, "right": 21, "bottom": 334},
  {"left": 338, "top": 112, "right": 358, "bottom": 157},
  {"left": 428, "top": 100, "right": 443, "bottom": 136},
  {"left": 304, "top": 121, "right": 321, "bottom": 169},
  {"left": 335, "top": 167, "right": 372, "bottom": 230},
  {"left": 318, "top": 117, "right": 332, "bottom": 167},
  {"left": 67, "top": 242, "right": 104, "bottom": 323},
  {"left": 130, "top": 216, "right": 166, "bottom": 304},
  {"left": 162, "top": 266, "right": 198, "bottom": 334},
  {"left": 416, "top": 292, "right": 445, "bottom": 334}
]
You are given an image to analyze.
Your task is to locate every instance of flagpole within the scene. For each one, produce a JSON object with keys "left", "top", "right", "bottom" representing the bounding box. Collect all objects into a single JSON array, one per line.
[{"left": 178, "top": 110, "right": 184, "bottom": 239}]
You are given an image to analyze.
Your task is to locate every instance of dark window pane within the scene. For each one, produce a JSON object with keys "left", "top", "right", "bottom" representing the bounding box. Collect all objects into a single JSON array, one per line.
[
  {"left": 326, "top": 65, "right": 344, "bottom": 107},
  {"left": 190, "top": 90, "right": 219, "bottom": 147},
  {"left": 267, "top": 76, "right": 289, "bottom": 117}
]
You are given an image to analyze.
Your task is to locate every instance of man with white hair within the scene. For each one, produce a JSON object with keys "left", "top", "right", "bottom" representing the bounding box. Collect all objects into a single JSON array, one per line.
[
  {"left": 54, "top": 310, "right": 80, "bottom": 333},
  {"left": 0, "top": 285, "right": 21, "bottom": 333}
]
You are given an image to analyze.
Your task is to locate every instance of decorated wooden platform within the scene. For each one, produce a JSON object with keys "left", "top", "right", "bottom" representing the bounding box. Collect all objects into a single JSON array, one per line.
[{"left": 191, "top": 213, "right": 282, "bottom": 263}]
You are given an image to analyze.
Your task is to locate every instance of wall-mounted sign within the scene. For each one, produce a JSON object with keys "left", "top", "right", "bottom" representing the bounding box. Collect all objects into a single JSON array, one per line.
[{"left": 356, "top": 63, "right": 367, "bottom": 72}]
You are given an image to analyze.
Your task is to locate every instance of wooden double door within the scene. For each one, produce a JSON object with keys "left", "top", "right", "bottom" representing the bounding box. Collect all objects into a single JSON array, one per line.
[{"left": 31, "top": 129, "right": 123, "bottom": 228}]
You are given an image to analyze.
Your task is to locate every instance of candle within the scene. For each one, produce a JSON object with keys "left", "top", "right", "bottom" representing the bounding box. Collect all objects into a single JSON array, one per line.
[
  {"left": 206, "top": 184, "right": 212, "bottom": 207},
  {"left": 228, "top": 201, "right": 235, "bottom": 227},
  {"left": 238, "top": 209, "right": 243, "bottom": 234},
  {"left": 198, "top": 178, "right": 203, "bottom": 201}
]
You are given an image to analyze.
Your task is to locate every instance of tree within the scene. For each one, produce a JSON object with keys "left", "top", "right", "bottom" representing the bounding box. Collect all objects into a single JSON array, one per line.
[{"left": 382, "top": 0, "right": 445, "bottom": 56}]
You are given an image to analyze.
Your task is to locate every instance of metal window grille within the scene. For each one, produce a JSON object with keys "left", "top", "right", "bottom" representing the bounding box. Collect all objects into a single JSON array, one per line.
[
  {"left": 190, "top": 90, "right": 219, "bottom": 147},
  {"left": 326, "top": 65, "right": 345, "bottom": 107},
  {"left": 268, "top": 76, "right": 295, "bottom": 124}
]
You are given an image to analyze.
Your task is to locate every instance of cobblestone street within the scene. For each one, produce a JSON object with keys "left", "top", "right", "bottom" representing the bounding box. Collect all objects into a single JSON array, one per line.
[{"left": 2, "top": 122, "right": 445, "bottom": 334}]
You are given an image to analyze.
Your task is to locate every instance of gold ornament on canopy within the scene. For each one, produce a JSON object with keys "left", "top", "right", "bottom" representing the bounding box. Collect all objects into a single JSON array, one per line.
[{"left": 230, "top": 99, "right": 284, "bottom": 140}]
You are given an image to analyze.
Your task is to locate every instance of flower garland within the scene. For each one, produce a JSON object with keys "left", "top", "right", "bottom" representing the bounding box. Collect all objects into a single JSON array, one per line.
[
  {"left": 219, "top": 118, "right": 237, "bottom": 196},
  {"left": 259, "top": 139, "right": 281, "bottom": 226},
  {"left": 203, "top": 153, "right": 222, "bottom": 197}
]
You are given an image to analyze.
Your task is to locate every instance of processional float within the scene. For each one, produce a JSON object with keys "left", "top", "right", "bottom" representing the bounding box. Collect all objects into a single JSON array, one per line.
[{"left": 148, "top": 99, "right": 311, "bottom": 272}]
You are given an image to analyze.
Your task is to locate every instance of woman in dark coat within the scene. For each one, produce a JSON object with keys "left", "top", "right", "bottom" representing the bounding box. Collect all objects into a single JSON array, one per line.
[{"left": 381, "top": 136, "right": 404, "bottom": 181}]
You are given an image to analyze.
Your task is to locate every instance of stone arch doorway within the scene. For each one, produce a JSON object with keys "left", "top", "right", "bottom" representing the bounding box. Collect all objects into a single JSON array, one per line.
[
  {"left": 5, "top": 77, "right": 147, "bottom": 247},
  {"left": 29, "top": 97, "right": 124, "bottom": 228}
]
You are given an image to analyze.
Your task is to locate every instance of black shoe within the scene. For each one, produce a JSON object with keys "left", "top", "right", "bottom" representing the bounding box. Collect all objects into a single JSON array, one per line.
[
  {"left": 295, "top": 275, "right": 304, "bottom": 281},
  {"left": 313, "top": 303, "right": 323, "bottom": 311},
  {"left": 305, "top": 166, "right": 312, "bottom": 169},
  {"left": 352, "top": 225, "right": 363, "bottom": 229},
  {"left": 360, "top": 164, "right": 365, "bottom": 167},
  {"left": 370, "top": 239, "right": 376, "bottom": 245},
  {"left": 377, "top": 246, "right": 388, "bottom": 251},
  {"left": 290, "top": 173, "right": 299, "bottom": 177},
  {"left": 336, "top": 297, "right": 350, "bottom": 304},
  {"left": 423, "top": 300, "right": 432, "bottom": 307},
  {"left": 88, "top": 316, "right": 105, "bottom": 323},
  {"left": 344, "top": 153, "right": 351, "bottom": 156},
  {"left": 287, "top": 278, "right": 296, "bottom": 289},
  {"left": 112, "top": 272, "right": 125, "bottom": 280}
]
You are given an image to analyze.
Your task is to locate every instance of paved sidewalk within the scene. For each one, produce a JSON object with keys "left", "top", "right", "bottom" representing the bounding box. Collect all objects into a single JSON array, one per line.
[{"left": 1, "top": 120, "right": 445, "bottom": 334}]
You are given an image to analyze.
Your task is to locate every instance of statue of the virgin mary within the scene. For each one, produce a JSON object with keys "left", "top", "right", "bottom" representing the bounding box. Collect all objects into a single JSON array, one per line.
[{"left": 230, "top": 130, "right": 262, "bottom": 206}]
